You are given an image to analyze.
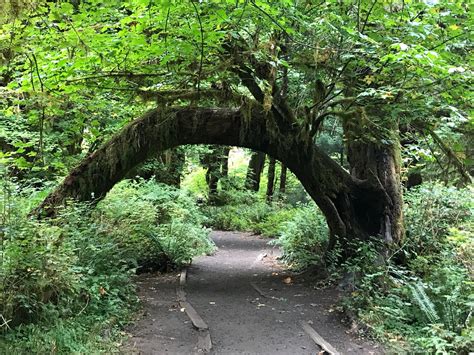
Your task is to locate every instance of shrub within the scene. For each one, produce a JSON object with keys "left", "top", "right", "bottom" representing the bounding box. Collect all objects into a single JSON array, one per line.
[
  {"left": 272, "top": 203, "right": 329, "bottom": 270},
  {"left": 1, "top": 202, "right": 137, "bottom": 353},
  {"left": 97, "top": 179, "right": 214, "bottom": 269},
  {"left": 211, "top": 187, "right": 260, "bottom": 206},
  {"left": 403, "top": 182, "right": 473, "bottom": 258},
  {"left": 0, "top": 178, "right": 214, "bottom": 352},
  {"left": 202, "top": 200, "right": 274, "bottom": 231},
  {"left": 254, "top": 207, "right": 298, "bottom": 237},
  {"left": 1, "top": 218, "right": 83, "bottom": 326}
]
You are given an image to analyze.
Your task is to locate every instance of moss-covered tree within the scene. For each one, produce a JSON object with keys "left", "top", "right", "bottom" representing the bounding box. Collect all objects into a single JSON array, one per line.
[
  {"left": 0, "top": 0, "right": 468, "bottom": 258},
  {"left": 35, "top": 103, "right": 404, "bottom": 256}
]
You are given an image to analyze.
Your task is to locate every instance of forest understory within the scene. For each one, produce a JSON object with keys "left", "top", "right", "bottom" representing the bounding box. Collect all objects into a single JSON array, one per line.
[
  {"left": 2, "top": 173, "right": 472, "bottom": 353},
  {"left": 1, "top": 0, "right": 473, "bottom": 354}
]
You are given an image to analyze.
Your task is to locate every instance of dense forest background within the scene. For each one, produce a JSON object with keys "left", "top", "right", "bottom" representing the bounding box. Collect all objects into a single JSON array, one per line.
[{"left": 0, "top": 0, "right": 472, "bottom": 353}]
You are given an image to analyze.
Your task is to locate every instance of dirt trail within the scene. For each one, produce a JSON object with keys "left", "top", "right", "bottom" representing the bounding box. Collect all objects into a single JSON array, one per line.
[{"left": 123, "top": 231, "right": 383, "bottom": 354}]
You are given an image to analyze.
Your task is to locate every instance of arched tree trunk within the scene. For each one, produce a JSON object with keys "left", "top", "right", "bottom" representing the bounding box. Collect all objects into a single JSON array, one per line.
[{"left": 35, "top": 106, "right": 402, "bottom": 258}]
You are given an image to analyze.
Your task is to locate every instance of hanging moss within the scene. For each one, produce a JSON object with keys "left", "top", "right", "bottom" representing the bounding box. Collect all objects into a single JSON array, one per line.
[
  {"left": 239, "top": 98, "right": 258, "bottom": 144},
  {"left": 35, "top": 105, "right": 404, "bottom": 257}
]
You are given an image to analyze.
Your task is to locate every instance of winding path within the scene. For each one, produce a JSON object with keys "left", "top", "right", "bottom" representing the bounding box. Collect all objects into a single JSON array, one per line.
[{"left": 124, "top": 231, "right": 382, "bottom": 354}]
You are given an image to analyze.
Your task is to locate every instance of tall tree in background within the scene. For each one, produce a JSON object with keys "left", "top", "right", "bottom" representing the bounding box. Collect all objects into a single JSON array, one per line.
[
  {"left": 266, "top": 157, "right": 276, "bottom": 202},
  {"left": 201, "top": 146, "right": 230, "bottom": 199},
  {"left": 128, "top": 148, "right": 185, "bottom": 187},
  {"left": 201, "top": 146, "right": 221, "bottom": 199},
  {"left": 279, "top": 164, "right": 287, "bottom": 196},
  {"left": 245, "top": 151, "right": 266, "bottom": 191},
  {"left": 220, "top": 146, "right": 230, "bottom": 180}
]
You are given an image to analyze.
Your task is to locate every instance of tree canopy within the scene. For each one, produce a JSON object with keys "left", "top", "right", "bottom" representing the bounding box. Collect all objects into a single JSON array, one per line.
[{"left": 1, "top": 0, "right": 472, "bottom": 182}]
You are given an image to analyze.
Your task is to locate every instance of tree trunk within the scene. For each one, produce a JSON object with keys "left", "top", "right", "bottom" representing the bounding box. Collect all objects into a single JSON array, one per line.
[
  {"left": 245, "top": 151, "right": 265, "bottom": 191},
  {"left": 339, "top": 109, "right": 404, "bottom": 256},
  {"left": 220, "top": 146, "right": 230, "bottom": 179},
  {"left": 406, "top": 171, "right": 422, "bottom": 189},
  {"left": 266, "top": 157, "right": 276, "bottom": 202},
  {"left": 202, "top": 146, "right": 221, "bottom": 199},
  {"left": 162, "top": 148, "right": 185, "bottom": 187},
  {"left": 206, "top": 169, "right": 219, "bottom": 196},
  {"left": 279, "top": 163, "right": 287, "bottom": 195},
  {"left": 346, "top": 140, "right": 403, "bottom": 246},
  {"left": 35, "top": 106, "right": 403, "bottom": 259}
]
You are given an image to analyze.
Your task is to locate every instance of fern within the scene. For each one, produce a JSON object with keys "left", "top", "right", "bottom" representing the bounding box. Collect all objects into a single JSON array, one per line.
[{"left": 409, "top": 281, "right": 440, "bottom": 324}]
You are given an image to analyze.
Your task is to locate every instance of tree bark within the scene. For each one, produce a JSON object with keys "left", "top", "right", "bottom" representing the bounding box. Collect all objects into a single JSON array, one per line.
[
  {"left": 245, "top": 151, "right": 265, "bottom": 191},
  {"left": 35, "top": 106, "right": 402, "bottom": 258},
  {"left": 225, "top": 40, "right": 403, "bottom": 254},
  {"left": 266, "top": 157, "right": 276, "bottom": 202},
  {"left": 220, "top": 146, "right": 230, "bottom": 179},
  {"left": 279, "top": 163, "right": 287, "bottom": 195},
  {"left": 342, "top": 109, "right": 404, "bottom": 254},
  {"left": 202, "top": 146, "right": 221, "bottom": 199}
]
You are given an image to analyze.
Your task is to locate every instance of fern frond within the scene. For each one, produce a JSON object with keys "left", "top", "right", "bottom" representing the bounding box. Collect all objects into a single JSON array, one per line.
[{"left": 409, "top": 281, "right": 440, "bottom": 324}]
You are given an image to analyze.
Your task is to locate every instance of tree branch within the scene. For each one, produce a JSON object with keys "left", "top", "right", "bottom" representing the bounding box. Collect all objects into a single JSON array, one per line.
[
  {"left": 360, "top": 0, "right": 377, "bottom": 34},
  {"left": 190, "top": 0, "right": 204, "bottom": 92},
  {"left": 137, "top": 88, "right": 251, "bottom": 106},
  {"left": 429, "top": 32, "right": 466, "bottom": 51},
  {"left": 65, "top": 71, "right": 168, "bottom": 83},
  {"left": 427, "top": 128, "right": 472, "bottom": 184},
  {"left": 224, "top": 42, "right": 294, "bottom": 131}
]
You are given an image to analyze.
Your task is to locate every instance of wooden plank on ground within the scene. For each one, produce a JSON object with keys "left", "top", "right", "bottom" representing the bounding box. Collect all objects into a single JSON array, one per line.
[
  {"left": 250, "top": 282, "right": 268, "bottom": 298},
  {"left": 300, "top": 320, "right": 340, "bottom": 355},
  {"left": 175, "top": 285, "right": 212, "bottom": 352},
  {"left": 196, "top": 330, "right": 212, "bottom": 353},
  {"left": 179, "top": 300, "right": 209, "bottom": 331},
  {"left": 176, "top": 287, "right": 186, "bottom": 302},
  {"left": 180, "top": 268, "right": 187, "bottom": 286}
]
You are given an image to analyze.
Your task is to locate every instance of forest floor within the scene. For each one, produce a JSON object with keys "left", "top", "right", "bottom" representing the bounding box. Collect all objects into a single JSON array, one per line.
[{"left": 122, "top": 231, "right": 383, "bottom": 354}]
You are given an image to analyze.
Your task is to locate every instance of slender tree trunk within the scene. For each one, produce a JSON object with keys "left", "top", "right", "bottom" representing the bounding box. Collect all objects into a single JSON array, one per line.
[
  {"left": 163, "top": 148, "right": 185, "bottom": 187},
  {"left": 202, "top": 146, "right": 221, "bottom": 200},
  {"left": 245, "top": 151, "right": 265, "bottom": 191},
  {"left": 266, "top": 157, "right": 276, "bottom": 202},
  {"left": 220, "top": 146, "right": 230, "bottom": 179},
  {"left": 206, "top": 170, "right": 219, "bottom": 196},
  {"left": 218, "top": 146, "right": 231, "bottom": 192},
  {"left": 279, "top": 163, "right": 287, "bottom": 195}
]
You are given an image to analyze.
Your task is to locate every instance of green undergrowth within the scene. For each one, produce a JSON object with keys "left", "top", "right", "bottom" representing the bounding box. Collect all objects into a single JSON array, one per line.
[
  {"left": 98, "top": 179, "right": 214, "bottom": 270},
  {"left": 269, "top": 203, "right": 329, "bottom": 270},
  {"left": 201, "top": 188, "right": 274, "bottom": 231},
  {"left": 341, "top": 183, "right": 473, "bottom": 353},
  {"left": 1, "top": 179, "right": 214, "bottom": 353}
]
